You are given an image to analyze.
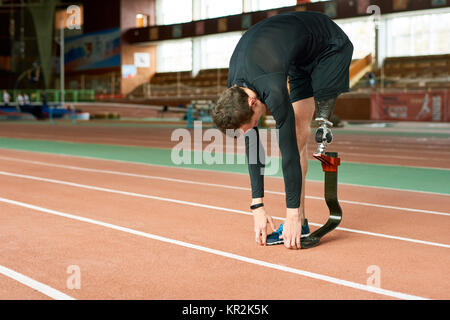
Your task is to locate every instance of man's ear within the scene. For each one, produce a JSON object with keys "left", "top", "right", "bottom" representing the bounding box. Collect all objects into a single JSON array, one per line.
[{"left": 248, "top": 96, "right": 257, "bottom": 109}]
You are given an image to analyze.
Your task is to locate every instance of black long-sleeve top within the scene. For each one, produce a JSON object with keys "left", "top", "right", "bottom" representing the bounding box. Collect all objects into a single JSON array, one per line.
[{"left": 228, "top": 11, "right": 348, "bottom": 208}]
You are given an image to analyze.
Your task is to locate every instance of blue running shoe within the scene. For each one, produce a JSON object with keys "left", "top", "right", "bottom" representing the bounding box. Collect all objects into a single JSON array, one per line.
[{"left": 266, "top": 219, "right": 310, "bottom": 245}]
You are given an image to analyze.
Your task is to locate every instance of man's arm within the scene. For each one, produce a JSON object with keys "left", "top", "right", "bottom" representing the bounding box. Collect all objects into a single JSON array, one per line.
[
  {"left": 255, "top": 74, "right": 302, "bottom": 209},
  {"left": 254, "top": 74, "right": 303, "bottom": 249},
  {"left": 246, "top": 127, "right": 278, "bottom": 246},
  {"left": 276, "top": 104, "right": 303, "bottom": 249},
  {"left": 277, "top": 104, "right": 302, "bottom": 209},
  {"left": 244, "top": 126, "right": 265, "bottom": 200}
]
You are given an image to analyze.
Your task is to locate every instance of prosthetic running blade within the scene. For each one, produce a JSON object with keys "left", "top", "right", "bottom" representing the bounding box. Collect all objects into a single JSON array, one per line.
[{"left": 301, "top": 152, "right": 342, "bottom": 249}]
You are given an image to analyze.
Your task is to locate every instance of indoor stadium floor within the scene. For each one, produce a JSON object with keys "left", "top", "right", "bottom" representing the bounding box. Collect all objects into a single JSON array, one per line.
[{"left": 0, "top": 120, "right": 448, "bottom": 300}]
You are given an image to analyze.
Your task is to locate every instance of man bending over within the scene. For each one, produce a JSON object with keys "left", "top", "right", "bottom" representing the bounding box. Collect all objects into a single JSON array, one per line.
[{"left": 212, "top": 11, "right": 353, "bottom": 249}]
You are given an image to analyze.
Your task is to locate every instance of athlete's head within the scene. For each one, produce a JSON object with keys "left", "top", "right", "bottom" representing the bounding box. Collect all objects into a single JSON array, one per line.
[{"left": 212, "top": 85, "right": 266, "bottom": 135}]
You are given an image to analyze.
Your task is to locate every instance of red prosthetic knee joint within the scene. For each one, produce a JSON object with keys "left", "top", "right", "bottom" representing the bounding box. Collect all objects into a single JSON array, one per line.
[{"left": 313, "top": 152, "right": 340, "bottom": 172}]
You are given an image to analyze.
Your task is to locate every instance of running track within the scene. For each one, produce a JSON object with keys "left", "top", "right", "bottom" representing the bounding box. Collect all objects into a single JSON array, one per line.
[{"left": 0, "top": 121, "right": 449, "bottom": 300}]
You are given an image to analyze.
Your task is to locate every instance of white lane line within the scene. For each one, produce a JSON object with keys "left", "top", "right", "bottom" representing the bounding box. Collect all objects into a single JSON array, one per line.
[
  {"left": 0, "top": 197, "right": 428, "bottom": 300},
  {"left": 0, "top": 170, "right": 448, "bottom": 249},
  {"left": 0, "top": 155, "right": 448, "bottom": 217},
  {"left": 0, "top": 265, "right": 75, "bottom": 300},
  {"left": 0, "top": 148, "right": 449, "bottom": 196}
]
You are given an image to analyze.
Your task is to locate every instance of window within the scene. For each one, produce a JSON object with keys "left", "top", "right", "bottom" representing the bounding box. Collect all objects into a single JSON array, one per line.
[
  {"left": 155, "top": 0, "right": 192, "bottom": 25},
  {"left": 243, "top": 0, "right": 296, "bottom": 12},
  {"left": 194, "top": 0, "right": 242, "bottom": 20},
  {"left": 156, "top": 39, "right": 192, "bottom": 72},
  {"left": 336, "top": 18, "right": 376, "bottom": 59},
  {"left": 156, "top": 0, "right": 298, "bottom": 23},
  {"left": 197, "top": 32, "right": 243, "bottom": 69},
  {"left": 386, "top": 11, "right": 450, "bottom": 57},
  {"left": 136, "top": 13, "right": 149, "bottom": 28}
]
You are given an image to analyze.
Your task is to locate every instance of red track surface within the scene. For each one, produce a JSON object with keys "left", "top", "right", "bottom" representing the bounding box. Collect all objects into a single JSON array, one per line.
[
  {"left": 0, "top": 123, "right": 449, "bottom": 168},
  {"left": 0, "top": 123, "right": 449, "bottom": 300}
]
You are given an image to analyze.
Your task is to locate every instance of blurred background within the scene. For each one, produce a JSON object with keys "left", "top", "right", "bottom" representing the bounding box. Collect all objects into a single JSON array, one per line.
[{"left": 0, "top": 0, "right": 449, "bottom": 123}]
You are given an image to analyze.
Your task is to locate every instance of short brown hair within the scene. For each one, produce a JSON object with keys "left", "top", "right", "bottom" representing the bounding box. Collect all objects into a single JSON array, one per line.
[{"left": 212, "top": 85, "right": 253, "bottom": 134}]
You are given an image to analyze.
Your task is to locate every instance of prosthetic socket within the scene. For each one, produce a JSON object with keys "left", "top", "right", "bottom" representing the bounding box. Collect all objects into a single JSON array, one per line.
[{"left": 314, "top": 97, "right": 337, "bottom": 155}]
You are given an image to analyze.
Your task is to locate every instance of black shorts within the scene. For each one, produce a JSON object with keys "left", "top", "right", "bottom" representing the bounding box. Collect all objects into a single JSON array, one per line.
[{"left": 288, "top": 38, "right": 354, "bottom": 103}]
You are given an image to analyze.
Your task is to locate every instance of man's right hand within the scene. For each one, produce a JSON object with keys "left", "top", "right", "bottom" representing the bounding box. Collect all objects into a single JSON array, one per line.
[
  {"left": 280, "top": 208, "right": 302, "bottom": 249},
  {"left": 252, "top": 206, "right": 276, "bottom": 246}
]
